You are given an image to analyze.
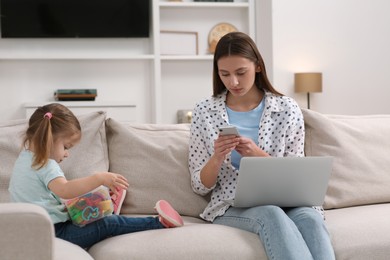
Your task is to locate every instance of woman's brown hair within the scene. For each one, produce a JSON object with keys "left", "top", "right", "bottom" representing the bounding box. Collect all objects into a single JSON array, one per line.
[
  {"left": 212, "top": 31, "right": 283, "bottom": 97},
  {"left": 24, "top": 103, "right": 81, "bottom": 169}
]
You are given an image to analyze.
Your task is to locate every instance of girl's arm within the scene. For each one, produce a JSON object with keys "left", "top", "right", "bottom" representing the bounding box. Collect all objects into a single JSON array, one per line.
[{"left": 48, "top": 172, "right": 129, "bottom": 199}]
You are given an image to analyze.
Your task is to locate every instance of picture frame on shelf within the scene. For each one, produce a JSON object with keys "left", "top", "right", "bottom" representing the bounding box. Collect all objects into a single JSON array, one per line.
[{"left": 160, "top": 30, "right": 199, "bottom": 55}]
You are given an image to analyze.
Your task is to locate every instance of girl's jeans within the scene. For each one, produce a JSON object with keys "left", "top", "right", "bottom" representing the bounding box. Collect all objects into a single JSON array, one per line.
[
  {"left": 55, "top": 215, "right": 163, "bottom": 248},
  {"left": 213, "top": 205, "right": 335, "bottom": 260}
]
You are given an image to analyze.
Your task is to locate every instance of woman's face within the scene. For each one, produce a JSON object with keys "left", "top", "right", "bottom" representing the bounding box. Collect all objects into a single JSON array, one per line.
[{"left": 217, "top": 55, "right": 259, "bottom": 97}]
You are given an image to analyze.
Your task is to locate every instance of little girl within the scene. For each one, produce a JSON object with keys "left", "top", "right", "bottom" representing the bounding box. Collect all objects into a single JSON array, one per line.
[{"left": 9, "top": 103, "right": 183, "bottom": 249}]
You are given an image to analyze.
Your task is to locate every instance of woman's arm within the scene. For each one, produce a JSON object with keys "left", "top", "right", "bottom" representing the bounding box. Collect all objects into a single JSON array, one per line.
[
  {"left": 200, "top": 135, "right": 239, "bottom": 188},
  {"left": 284, "top": 103, "right": 305, "bottom": 157}
]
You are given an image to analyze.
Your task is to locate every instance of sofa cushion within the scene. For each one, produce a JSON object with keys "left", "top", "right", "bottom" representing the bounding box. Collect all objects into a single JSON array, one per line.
[
  {"left": 325, "top": 204, "right": 390, "bottom": 260},
  {"left": 88, "top": 216, "right": 266, "bottom": 260},
  {"left": 0, "top": 111, "right": 108, "bottom": 202},
  {"left": 0, "top": 119, "right": 26, "bottom": 203},
  {"left": 60, "top": 111, "right": 109, "bottom": 180},
  {"left": 302, "top": 109, "right": 390, "bottom": 209},
  {"left": 55, "top": 238, "right": 93, "bottom": 260},
  {"left": 105, "top": 118, "right": 208, "bottom": 218}
]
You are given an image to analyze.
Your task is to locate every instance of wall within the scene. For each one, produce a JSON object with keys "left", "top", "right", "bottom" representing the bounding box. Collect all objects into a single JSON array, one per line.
[
  {"left": 1, "top": 1, "right": 390, "bottom": 123},
  {"left": 0, "top": 39, "right": 152, "bottom": 122},
  {"left": 270, "top": 0, "right": 390, "bottom": 114}
]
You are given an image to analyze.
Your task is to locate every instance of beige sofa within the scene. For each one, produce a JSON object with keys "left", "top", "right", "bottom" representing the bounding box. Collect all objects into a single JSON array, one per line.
[{"left": 1, "top": 109, "right": 390, "bottom": 260}]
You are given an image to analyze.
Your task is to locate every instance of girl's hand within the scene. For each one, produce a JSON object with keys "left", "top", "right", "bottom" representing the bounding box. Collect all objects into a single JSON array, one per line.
[
  {"left": 213, "top": 134, "right": 240, "bottom": 162},
  {"left": 49, "top": 172, "right": 129, "bottom": 199},
  {"left": 97, "top": 172, "right": 129, "bottom": 195},
  {"left": 235, "top": 136, "right": 270, "bottom": 157}
]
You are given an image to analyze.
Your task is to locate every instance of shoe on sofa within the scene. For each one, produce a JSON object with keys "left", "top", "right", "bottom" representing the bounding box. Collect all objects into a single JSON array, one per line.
[
  {"left": 110, "top": 188, "right": 127, "bottom": 215},
  {"left": 155, "top": 200, "right": 184, "bottom": 228}
]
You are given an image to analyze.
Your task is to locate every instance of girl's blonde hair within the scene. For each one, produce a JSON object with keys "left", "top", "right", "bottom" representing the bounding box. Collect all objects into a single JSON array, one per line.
[{"left": 24, "top": 103, "right": 81, "bottom": 169}]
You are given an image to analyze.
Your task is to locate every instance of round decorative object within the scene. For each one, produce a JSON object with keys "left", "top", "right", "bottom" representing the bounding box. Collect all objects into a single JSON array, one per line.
[{"left": 208, "top": 22, "right": 238, "bottom": 54}]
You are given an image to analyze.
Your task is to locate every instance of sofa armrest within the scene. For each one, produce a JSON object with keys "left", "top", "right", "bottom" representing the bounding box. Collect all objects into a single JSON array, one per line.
[{"left": 0, "top": 203, "right": 54, "bottom": 260}]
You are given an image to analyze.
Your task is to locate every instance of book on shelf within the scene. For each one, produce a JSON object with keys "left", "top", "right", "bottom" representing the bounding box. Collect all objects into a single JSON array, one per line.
[{"left": 54, "top": 89, "right": 97, "bottom": 101}]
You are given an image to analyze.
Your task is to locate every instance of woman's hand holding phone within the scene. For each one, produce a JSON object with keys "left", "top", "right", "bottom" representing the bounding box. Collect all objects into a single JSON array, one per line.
[{"left": 219, "top": 126, "right": 240, "bottom": 136}]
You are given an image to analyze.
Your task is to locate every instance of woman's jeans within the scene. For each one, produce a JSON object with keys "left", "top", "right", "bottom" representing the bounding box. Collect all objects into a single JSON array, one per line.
[
  {"left": 55, "top": 215, "right": 163, "bottom": 248},
  {"left": 213, "top": 205, "right": 335, "bottom": 260}
]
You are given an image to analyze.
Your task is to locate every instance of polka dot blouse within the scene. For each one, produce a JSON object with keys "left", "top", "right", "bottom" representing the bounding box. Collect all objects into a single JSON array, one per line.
[{"left": 188, "top": 90, "right": 324, "bottom": 222}]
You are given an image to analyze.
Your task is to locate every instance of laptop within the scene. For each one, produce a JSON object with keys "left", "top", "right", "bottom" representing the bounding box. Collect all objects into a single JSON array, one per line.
[{"left": 233, "top": 156, "right": 333, "bottom": 208}]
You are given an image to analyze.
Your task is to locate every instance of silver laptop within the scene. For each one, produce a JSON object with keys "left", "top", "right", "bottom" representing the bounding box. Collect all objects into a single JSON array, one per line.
[{"left": 233, "top": 156, "right": 333, "bottom": 208}]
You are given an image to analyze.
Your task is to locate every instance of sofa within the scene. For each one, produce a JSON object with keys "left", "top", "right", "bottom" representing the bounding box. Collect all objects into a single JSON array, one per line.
[{"left": 1, "top": 108, "right": 390, "bottom": 260}]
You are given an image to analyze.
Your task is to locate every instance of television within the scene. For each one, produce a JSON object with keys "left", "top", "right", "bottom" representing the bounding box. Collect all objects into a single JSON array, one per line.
[{"left": 0, "top": 0, "right": 150, "bottom": 38}]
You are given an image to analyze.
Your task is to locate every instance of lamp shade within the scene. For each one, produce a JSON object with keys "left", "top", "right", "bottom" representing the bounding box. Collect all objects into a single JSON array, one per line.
[{"left": 294, "top": 72, "right": 322, "bottom": 93}]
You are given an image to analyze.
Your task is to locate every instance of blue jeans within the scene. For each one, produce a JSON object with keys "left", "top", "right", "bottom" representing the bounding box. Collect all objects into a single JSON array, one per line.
[
  {"left": 213, "top": 206, "right": 335, "bottom": 260},
  {"left": 55, "top": 215, "right": 163, "bottom": 248}
]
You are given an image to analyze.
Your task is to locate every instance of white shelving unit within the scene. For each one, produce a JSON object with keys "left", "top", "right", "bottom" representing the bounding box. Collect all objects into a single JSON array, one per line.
[
  {"left": 24, "top": 101, "right": 137, "bottom": 122},
  {"left": 1, "top": 0, "right": 255, "bottom": 123},
  {"left": 153, "top": 0, "right": 255, "bottom": 123}
]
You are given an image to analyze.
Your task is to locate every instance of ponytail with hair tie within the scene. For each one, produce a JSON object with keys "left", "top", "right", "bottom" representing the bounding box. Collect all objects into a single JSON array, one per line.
[{"left": 43, "top": 112, "right": 52, "bottom": 119}]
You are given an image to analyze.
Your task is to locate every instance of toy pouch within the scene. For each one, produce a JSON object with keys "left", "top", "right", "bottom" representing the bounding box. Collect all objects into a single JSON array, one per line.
[{"left": 63, "top": 185, "right": 113, "bottom": 227}]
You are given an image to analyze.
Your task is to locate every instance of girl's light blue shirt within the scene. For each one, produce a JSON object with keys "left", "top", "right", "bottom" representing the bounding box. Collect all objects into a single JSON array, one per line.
[{"left": 9, "top": 150, "right": 69, "bottom": 224}]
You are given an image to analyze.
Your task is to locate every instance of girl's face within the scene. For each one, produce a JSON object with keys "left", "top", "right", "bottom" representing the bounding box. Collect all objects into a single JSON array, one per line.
[
  {"left": 50, "top": 133, "right": 80, "bottom": 163},
  {"left": 217, "top": 55, "right": 260, "bottom": 97}
]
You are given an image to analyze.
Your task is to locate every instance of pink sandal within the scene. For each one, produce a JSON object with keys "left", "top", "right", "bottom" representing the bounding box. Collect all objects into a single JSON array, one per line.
[
  {"left": 154, "top": 200, "right": 184, "bottom": 228},
  {"left": 110, "top": 188, "right": 126, "bottom": 215}
]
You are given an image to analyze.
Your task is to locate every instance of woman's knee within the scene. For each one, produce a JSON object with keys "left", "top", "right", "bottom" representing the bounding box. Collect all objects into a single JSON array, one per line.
[
  {"left": 215, "top": 205, "right": 287, "bottom": 231},
  {"left": 247, "top": 205, "right": 288, "bottom": 224}
]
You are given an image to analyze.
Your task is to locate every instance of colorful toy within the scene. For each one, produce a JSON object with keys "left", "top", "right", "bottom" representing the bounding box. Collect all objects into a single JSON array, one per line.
[{"left": 63, "top": 186, "right": 113, "bottom": 227}]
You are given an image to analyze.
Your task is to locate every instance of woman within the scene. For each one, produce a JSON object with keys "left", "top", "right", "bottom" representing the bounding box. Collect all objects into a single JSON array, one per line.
[{"left": 188, "top": 32, "right": 334, "bottom": 260}]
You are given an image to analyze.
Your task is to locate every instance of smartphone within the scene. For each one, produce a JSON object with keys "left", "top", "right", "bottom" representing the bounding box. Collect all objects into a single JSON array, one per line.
[{"left": 219, "top": 126, "right": 240, "bottom": 136}]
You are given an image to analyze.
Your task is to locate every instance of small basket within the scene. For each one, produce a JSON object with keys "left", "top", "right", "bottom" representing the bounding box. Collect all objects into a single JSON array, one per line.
[{"left": 63, "top": 186, "right": 113, "bottom": 227}]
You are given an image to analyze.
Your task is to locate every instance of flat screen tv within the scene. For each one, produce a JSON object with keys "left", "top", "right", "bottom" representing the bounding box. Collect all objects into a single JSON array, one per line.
[{"left": 0, "top": 0, "right": 150, "bottom": 38}]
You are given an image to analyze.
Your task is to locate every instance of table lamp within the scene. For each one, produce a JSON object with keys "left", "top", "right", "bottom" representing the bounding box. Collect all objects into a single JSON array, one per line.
[{"left": 294, "top": 72, "right": 322, "bottom": 109}]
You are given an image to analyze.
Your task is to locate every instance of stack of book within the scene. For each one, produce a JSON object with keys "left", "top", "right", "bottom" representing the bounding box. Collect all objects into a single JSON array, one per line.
[{"left": 54, "top": 89, "right": 97, "bottom": 101}]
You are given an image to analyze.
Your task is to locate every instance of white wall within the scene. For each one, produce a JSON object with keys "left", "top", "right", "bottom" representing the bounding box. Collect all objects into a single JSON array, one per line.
[
  {"left": 0, "top": 59, "right": 151, "bottom": 121},
  {"left": 1, "top": 1, "right": 390, "bottom": 123},
  {"left": 270, "top": 0, "right": 390, "bottom": 114},
  {"left": 0, "top": 39, "right": 152, "bottom": 122}
]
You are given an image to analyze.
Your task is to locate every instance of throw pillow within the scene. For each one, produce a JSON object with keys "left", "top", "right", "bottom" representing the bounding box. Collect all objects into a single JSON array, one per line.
[
  {"left": 302, "top": 108, "right": 390, "bottom": 209},
  {"left": 0, "top": 119, "right": 26, "bottom": 203},
  {"left": 0, "top": 111, "right": 109, "bottom": 203},
  {"left": 105, "top": 118, "right": 209, "bottom": 218},
  {"left": 60, "top": 111, "right": 109, "bottom": 179}
]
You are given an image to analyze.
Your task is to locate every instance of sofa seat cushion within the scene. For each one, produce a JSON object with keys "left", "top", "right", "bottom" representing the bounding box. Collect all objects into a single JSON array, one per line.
[
  {"left": 325, "top": 204, "right": 390, "bottom": 260},
  {"left": 88, "top": 216, "right": 266, "bottom": 260},
  {"left": 54, "top": 238, "right": 93, "bottom": 260}
]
